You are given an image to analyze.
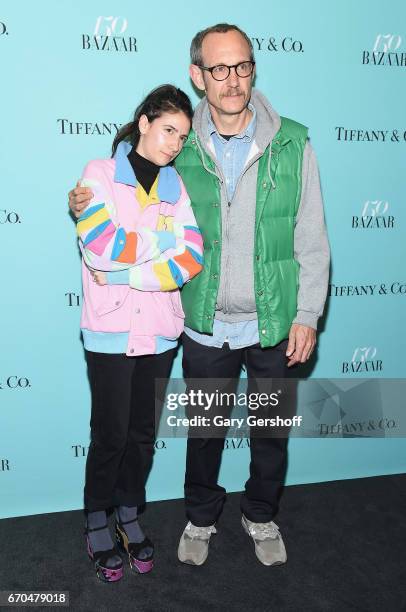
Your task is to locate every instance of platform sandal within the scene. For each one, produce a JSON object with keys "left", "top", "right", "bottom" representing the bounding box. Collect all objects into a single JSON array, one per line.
[
  {"left": 115, "top": 518, "right": 154, "bottom": 574},
  {"left": 85, "top": 524, "right": 123, "bottom": 582}
]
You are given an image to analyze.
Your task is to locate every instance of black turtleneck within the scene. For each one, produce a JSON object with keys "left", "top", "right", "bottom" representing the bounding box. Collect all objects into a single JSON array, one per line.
[{"left": 127, "top": 148, "right": 160, "bottom": 194}]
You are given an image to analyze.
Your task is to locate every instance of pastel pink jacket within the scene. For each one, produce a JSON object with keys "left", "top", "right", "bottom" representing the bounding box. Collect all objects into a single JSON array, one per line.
[{"left": 77, "top": 141, "right": 203, "bottom": 356}]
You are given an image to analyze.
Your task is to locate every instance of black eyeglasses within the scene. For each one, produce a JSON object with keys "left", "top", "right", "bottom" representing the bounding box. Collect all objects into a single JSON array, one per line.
[{"left": 198, "top": 60, "right": 255, "bottom": 81}]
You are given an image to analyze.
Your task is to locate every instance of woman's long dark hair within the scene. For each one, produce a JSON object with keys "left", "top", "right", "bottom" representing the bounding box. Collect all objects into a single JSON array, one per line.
[{"left": 112, "top": 84, "right": 193, "bottom": 156}]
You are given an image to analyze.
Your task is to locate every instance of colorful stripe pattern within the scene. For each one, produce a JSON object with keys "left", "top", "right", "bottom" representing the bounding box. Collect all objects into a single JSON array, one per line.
[
  {"left": 77, "top": 160, "right": 203, "bottom": 289},
  {"left": 77, "top": 201, "right": 162, "bottom": 272},
  {"left": 130, "top": 219, "right": 203, "bottom": 292}
]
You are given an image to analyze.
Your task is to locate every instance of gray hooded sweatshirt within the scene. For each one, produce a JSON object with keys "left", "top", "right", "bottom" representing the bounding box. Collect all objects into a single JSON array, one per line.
[{"left": 192, "top": 89, "right": 330, "bottom": 330}]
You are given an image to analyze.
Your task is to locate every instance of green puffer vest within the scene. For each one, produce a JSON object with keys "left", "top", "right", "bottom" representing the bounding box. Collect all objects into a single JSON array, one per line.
[{"left": 175, "top": 116, "right": 308, "bottom": 348}]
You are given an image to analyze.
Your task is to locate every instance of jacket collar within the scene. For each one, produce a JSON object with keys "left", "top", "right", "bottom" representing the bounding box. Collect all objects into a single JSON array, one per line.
[
  {"left": 193, "top": 89, "right": 281, "bottom": 153},
  {"left": 113, "top": 141, "right": 181, "bottom": 205}
]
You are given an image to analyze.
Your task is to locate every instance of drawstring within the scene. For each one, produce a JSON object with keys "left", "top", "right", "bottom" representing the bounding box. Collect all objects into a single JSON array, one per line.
[
  {"left": 193, "top": 137, "right": 219, "bottom": 179},
  {"left": 267, "top": 144, "right": 276, "bottom": 190}
]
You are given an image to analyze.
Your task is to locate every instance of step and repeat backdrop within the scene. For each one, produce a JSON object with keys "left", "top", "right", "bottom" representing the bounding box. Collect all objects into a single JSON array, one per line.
[{"left": 1, "top": 0, "right": 405, "bottom": 518}]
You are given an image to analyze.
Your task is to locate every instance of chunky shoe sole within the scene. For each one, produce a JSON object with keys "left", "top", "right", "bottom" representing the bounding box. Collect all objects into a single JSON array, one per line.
[
  {"left": 86, "top": 537, "right": 123, "bottom": 582},
  {"left": 115, "top": 524, "right": 154, "bottom": 574}
]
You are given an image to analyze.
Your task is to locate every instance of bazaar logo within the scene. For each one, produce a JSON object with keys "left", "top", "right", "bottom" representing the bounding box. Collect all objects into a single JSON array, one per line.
[
  {"left": 352, "top": 200, "right": 395, "bottom": 229},
  {"left": 342, "top": 347, "right": 383, "bottom": 374},
  {"left": 362, "top": 34, "right": 406, "bottom": 66},
  {"left": 82, "top": 16, "right": 137, "bottom": 52},
  {"left": 1, "top": 459, "right": 10, "bottom": 471},
  {"left": 224, "top": 439, "right": 250, "bottom": 449}
]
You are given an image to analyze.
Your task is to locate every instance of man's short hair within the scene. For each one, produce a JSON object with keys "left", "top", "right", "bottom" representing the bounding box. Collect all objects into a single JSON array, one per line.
[{"left": 190, "top": 23, "right": 254, "bottom": 66}]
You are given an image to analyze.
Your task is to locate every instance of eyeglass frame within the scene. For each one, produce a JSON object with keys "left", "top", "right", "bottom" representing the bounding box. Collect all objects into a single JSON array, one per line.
[{"left": 197, "top": 60, "right": 256, "bottom": 81}]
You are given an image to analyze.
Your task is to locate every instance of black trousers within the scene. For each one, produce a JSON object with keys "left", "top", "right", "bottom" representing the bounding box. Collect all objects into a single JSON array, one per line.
[
  {"left": 182, "top": 333, "right": 289, "bottom": 526},
  {"left": 84, "top": 349, "right": 175, "bottom": 511}
]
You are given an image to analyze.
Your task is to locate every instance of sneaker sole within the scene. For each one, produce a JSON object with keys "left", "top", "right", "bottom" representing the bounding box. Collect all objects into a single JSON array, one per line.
[
  {"left": 177, "top": 545, "right": 209, "bottom": 566},
  {"left": 177, "top": 551, "right": 208, "bottom": 566}
]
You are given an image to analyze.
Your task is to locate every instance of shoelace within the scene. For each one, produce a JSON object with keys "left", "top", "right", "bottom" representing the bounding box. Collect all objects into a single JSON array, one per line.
[
  {"left": 247, "top": 520, "right": 280, "bottom": 540},
  {"left": 185, "top": 521, "right": 217, "bottom": 540}
]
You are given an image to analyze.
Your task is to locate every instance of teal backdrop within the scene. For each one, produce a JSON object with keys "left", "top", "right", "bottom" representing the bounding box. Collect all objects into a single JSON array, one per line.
[{"left": 1, "top": 0, "right": 405, "bottom": 518}]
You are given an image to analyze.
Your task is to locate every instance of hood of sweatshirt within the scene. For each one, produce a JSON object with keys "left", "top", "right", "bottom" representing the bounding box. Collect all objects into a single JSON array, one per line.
[{"left": 192, "top": 88, "right": 281, "bottom": 153}]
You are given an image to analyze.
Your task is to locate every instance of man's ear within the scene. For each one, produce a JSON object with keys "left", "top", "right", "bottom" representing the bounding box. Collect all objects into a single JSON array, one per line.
[{"left": 189, "top": 64, "right": 205, "bottom": 91}]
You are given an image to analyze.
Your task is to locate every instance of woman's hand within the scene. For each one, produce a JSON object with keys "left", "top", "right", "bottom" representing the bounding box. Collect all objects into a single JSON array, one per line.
[{"left": 90, "top": 270, "right": 107, "bottom": 286}]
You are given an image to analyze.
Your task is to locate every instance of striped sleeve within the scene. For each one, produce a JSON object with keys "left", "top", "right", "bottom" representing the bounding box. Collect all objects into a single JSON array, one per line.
[
  {"left": 77, "top": 161, "right": 175, "bottom": 272},
  {"left": 129, "top": 187, "right": 204, "bottom": 292}
]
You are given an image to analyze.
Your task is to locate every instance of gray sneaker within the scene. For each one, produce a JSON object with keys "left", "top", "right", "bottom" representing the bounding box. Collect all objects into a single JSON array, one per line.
[
  {"left": 241, "top": 515, "right": 287, "bottom": 566},
  {"left": 178, "top": 521, "right": 217, "bottom": 565}
]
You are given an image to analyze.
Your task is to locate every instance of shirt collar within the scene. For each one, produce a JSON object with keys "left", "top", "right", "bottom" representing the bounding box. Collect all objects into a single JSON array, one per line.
[
  {"left": 208, "top": 103, "right": 256, "bottom": 143},
  {"left": 113, "top": 141, "right": 181, "bottom": 205},
  {"left": 113, "top": 140, "right": 137, "bottom": 186}
]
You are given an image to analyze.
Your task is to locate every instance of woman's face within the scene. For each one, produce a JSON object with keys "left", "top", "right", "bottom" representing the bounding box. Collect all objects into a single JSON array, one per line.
[{"left": 136, "top": 111, "right": 191, "bottom": 166}]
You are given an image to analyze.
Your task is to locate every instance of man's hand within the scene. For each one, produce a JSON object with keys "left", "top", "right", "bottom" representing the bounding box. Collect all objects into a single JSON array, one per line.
[
  {"left": 90, "top": 270, "right": 107, "bottom": 286},
  {"left": 286, "top": 323, "right": 316, "bottom": 367},
  {"left": 68, "top": 180, "right": 93, "bottom": 218}
]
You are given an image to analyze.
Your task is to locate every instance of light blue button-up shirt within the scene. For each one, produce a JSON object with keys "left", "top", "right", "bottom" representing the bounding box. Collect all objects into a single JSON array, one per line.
[
  {"left": 210, "top": 104, "right": 256, "bottom": 200},
  {"left": 184, "top": 106, "right": 260, "bottom": 349}
]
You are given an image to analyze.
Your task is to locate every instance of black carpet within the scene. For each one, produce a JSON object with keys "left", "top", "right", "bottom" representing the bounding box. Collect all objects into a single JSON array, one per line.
[{"left": 1, "top": 475, "right": 405, "bottom": 612}]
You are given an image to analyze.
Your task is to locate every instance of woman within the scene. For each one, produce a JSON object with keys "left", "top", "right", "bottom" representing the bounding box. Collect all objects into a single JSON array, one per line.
[{"left": 76, "top": 85, "right": 203, "bottom": 582}]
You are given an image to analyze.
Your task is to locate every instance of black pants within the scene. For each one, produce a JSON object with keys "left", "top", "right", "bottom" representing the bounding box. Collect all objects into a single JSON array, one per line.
[
  {"left": 84, "top": 349, "right": 175, "bottom": 511},
  {"left": 182, "top": 333, "right": 289, "bottom": 526}
]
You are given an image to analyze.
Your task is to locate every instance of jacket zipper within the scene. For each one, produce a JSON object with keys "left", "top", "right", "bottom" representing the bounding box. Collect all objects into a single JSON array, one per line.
[
  {"left": 193, "top": 138, "right": 270, "bottom": 315},
  {"left": 224, "top": 195, "right": 231, "bottom": 314},
  {"left": 223, "top": 151, "right": 264, "bottom": 314}
]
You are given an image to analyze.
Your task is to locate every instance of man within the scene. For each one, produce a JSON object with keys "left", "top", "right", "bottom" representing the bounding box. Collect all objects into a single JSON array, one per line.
[{"left": 69, "top": 24, "right": 330, "bottom": 568}]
